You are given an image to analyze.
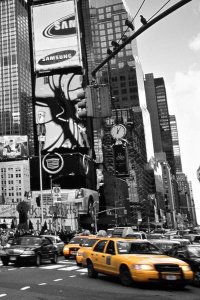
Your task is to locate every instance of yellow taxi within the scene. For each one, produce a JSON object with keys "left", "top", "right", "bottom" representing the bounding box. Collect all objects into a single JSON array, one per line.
[
  {"left": 63, "top": 235, "right": 94, "bottom": 259},
  {"left": 86, "top": 238, "right": 193, "bottom": 288},
  {"left": 76, "top": 236, "right": 101, "bottom": 266}
]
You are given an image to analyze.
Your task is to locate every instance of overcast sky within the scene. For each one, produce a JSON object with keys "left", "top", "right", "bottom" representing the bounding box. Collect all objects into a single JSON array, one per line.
[{"left": 125, "top": 0, "right": 200, "bottom": 224}]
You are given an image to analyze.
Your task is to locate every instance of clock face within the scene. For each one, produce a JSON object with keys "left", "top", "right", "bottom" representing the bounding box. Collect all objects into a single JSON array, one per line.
[{"left": 110, "top": 124, "right": 126, "bottom": 139}]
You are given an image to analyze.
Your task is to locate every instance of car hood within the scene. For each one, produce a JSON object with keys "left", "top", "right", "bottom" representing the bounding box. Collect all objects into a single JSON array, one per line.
[{"left": 122, "top": 254, "right": 188, "bottom": 265}]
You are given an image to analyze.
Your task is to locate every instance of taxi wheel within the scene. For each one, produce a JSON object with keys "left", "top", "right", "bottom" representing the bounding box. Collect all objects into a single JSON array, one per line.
[
  {"left": 87, "top": 260, "right": 98, "bottom": 278},
  {"left": 35, "top": 254, "right": 41, "bottom": 266},
  {"left": 64, "top": 255, "right": 70, "bottom": 259},
  {"left": 120, "top": 266, "right": 133, "bottom": 287},
  {"left": 51, "top": 253, "right": 58, "bottom": 264}
]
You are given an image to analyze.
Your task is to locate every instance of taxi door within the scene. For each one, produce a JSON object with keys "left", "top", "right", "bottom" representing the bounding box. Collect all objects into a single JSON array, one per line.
[
  {"left": 102, "top": 240, "right": 118, "bottom": 275},
  {"left": 91, "top": 240, "right": 108, "bottom": 271}
]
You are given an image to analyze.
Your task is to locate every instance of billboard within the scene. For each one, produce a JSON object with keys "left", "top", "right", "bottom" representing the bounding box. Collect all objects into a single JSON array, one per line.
[
  {"left": 0, "top": 136, "right": 28, "bottom": 160},
  {"left": 31, "top": 0, "right": 82, "bottom": 73}
]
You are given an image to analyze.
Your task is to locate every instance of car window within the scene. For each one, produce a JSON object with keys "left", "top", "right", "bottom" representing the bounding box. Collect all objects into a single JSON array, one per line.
[
  {"left": 12, "top": 237, "right": 42, "bottom": 246},
  {"left": 69, "top": 237, "right": 87, "bottom": 244},
  {"left": 117, "top": 241, "right": 162, "bottom": 255},
  {"left": 105, "top": 240, "right": 115, "bottom": 255},
  {"left": 93, "top": 240, "right": 107, "bottom": 253},
  {"left": 82, "top": 239, "right": 98, "bottom": 247}
]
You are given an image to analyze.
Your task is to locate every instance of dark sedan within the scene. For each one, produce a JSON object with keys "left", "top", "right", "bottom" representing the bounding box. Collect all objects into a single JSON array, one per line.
[
  {"left": 168, "top": 244, "right": 200, "bottom": 286},
  {"left": 0, "top": 235, "right": 58, "bottom": 266}
]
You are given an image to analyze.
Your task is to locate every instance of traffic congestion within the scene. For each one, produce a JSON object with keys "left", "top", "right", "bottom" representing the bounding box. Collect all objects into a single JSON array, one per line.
[{"left": 1, "top": 226, "right": 200, "bottom": 290}]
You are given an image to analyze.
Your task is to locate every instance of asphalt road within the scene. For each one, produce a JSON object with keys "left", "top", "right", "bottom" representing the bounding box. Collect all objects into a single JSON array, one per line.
[{"left": 0, "top": 257, "right": 200, "bottom": 300}]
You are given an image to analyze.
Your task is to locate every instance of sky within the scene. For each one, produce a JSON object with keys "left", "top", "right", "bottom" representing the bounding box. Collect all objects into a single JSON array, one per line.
[{"left": 125, "top": 0, "right": 200, "bottom": 224}]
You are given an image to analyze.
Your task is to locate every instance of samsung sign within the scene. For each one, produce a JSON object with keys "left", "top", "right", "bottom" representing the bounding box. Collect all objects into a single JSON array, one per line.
[
  {"left": 43, "top": 14, "right": 76, "bottom": 38},
  {"left": 38, "top": 50, "right": 76, "bottom": 65},
  {"left": 31, "top": 0, "right": 83, "bottom": 72}
]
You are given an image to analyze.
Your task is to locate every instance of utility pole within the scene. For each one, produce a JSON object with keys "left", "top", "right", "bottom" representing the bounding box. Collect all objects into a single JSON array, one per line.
[{"left": 91, "top": 0, "right": 192, "bottom": 80}]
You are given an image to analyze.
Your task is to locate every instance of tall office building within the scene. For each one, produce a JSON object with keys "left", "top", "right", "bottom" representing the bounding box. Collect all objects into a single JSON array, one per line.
[
  {"left": 0, "top": 0, "right": 34, "bottom": 153},
  {"left": 145, "top": 74, "right": 176, "bottom": 175},
  {"left": 89, "top": 0, "right": 154, "bottom": 162},
  {"left": 170, "top": 115, "right": 183, "bottom": 173},
  {"left": 88, "top": 0, "right": 156, "bottom": 227}
]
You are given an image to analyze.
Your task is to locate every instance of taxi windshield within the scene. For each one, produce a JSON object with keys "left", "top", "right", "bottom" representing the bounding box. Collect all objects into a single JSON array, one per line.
[{"left": 117, "top": 241, "right": 163, "bottom": 255}]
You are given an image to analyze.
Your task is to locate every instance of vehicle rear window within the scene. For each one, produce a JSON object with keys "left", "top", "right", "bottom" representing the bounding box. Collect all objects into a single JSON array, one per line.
[
  {"left": 68, "top": 237, "right": 87, "bottom": 244},
  {"left": 82, "top": 239, "right": 98, "bottom": 247},
  {"left": 12, "top": 237, "right": 41, "bottom": 246}
]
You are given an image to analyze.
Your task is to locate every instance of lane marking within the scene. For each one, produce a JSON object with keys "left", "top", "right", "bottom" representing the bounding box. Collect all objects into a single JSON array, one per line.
[
  {"left": 59, "top": 261, "right": 75, "bottom": 264},
  {"left": 20, "top": 286, "right": 30, "bottom": 291},
  {"left": 38, "top": 283, "right": 47, "bottom": 285},
  {"left": 8, "top": 268, "right": 16, "bottom": 271},
  {"left": 53, "top": 279, "right": 63, "bottom": 282},
  {"left": 40, "top": 265, "right": 64, "bottom": 270},
  {"left": 76, "top": 268, "right": 87, "bottom": 273},
  {"left": 58, "top": 266, "right": 80, "bottom": 271},
  {"left": 0, "top": 294, "right": 7, "bottom": 298},
  {"left": 69, "top": 275, "right": 76, "bottom": 278}
]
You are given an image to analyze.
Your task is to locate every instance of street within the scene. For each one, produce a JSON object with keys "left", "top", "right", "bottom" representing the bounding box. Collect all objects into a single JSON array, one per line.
[{"left": 0, "top": 257, "right": 200, "bottom": 300}]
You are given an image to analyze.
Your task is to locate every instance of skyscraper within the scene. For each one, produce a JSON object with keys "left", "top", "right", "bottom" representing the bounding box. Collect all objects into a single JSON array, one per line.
[
  {"left": 170, "top": 115, "right": 183, "bottom": 173},
  {"left": 145, "top": 74, "right": 175, "bottom": 175},
  {"left": 0, "top": 0, "right": 34, "bottom": 153},
  {"left": 88, "top": 0, "right": 156, "bottom": 227}
]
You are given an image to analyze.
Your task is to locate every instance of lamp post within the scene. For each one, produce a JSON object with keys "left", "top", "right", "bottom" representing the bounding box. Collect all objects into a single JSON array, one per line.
[{"left": 37, "top": 112, "right": 46, "bottom": 230}]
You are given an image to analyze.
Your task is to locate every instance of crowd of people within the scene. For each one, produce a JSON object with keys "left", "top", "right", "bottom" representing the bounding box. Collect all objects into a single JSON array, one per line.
[{"left": 0, "top": 227, "right": 98, "bottom": 248}]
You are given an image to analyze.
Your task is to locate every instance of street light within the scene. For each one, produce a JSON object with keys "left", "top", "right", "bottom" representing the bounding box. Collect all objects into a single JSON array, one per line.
[{"left": 37, "top": 112, "right": 46, "bottom": 230}]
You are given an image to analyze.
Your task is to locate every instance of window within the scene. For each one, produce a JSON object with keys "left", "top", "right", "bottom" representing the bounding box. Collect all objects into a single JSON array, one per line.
[
  {"left": 93, "top": 240, "right": 107, "bottom": 253},
  {"left": 106, "top": 241, "right": 115, "bottom": 255}
]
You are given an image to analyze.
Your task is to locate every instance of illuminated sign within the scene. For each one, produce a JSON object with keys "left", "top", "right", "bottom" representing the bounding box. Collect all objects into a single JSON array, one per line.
[
  {"left": 31, "top": 0, "right": 82, "bottom": 72},
  {"left": 42, "top": 152, "right": 64, "bottom": 174},
  {"left": 43, "top": 14, "right": 76, "bottom": 38},
  {"left": 38, "top": 50, "right": 76, "bottom": 65}
]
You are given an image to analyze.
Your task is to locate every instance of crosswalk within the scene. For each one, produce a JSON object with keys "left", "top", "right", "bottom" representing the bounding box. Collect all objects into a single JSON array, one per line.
[{"left": 0, "top": 259, "right": 88, "bottom": 274}]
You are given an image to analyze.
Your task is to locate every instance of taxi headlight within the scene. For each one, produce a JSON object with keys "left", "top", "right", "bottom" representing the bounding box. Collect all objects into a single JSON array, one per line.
[
  {"left": 180, "top": 265, "right": 192, "bottom": 272},
  {"left": 131, "top": 264, "right": 154, "bottom": 271},
  {"left": 77, "top": 252, "right": 83, "bottom": 256}
]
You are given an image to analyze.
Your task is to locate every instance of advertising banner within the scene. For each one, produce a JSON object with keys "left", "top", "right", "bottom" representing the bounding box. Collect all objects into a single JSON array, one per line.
[
  {"left": 31, "top": 0, "right": 82, "bottom": 72},
  {"left": 0, "top": 135, "right": 28, "bottom": 160}
]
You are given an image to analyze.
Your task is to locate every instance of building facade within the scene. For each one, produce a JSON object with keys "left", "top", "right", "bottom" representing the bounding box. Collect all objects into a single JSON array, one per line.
[
  {"left": 0, "top": 0, "right": 34, "bottom": 153},
  {"left": 88, "top": 0, "right": 156, "bottom": 229}
]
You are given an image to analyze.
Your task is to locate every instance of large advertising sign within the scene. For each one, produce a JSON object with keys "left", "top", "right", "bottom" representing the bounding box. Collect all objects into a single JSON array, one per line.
[
  {"left": 0, "top": 135, "right": 28, "bottom": 160},
  {"left": 31, "top": 0, "right": 82, "bottom": 72}
]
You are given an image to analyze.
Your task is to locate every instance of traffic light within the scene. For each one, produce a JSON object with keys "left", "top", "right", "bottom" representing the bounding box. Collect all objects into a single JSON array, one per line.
[
  {"left": 36, "top": 196, "right": 41, "bottom": 207},
  {"left": 76, "top": 86, "right": 93, "bottom": 118}
]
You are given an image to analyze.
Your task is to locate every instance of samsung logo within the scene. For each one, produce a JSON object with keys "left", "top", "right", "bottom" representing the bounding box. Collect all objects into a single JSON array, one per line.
[
  {"left": 38, "top": 50, "right": 76, "bottom": 65},
  {"left": 43, "top": 14, "right": 76, "bottom": 38}
]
